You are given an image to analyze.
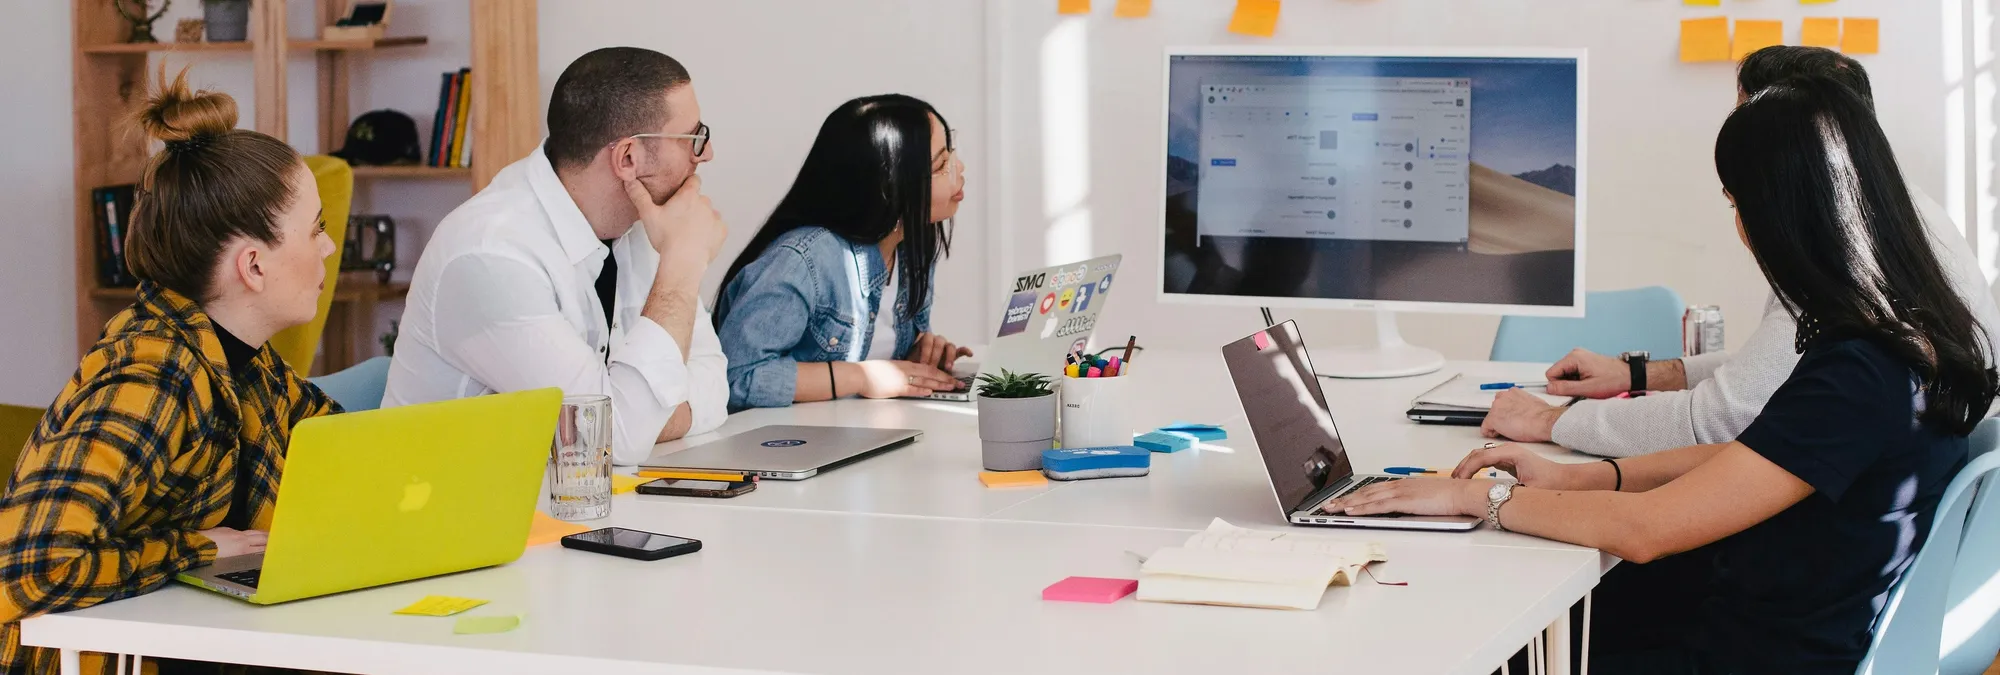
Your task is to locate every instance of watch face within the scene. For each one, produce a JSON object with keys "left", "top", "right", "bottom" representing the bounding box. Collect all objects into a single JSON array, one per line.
[
  {"left": 1622, "top": 351, "right": 1649, "bottom": 361},
  {"left": 1489, "top": 483, "right": 1510, "bottom": 501}
]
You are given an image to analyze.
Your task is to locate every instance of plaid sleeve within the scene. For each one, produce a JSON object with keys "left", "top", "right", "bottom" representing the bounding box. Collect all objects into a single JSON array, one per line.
[
  {"left": 289, "top": 372, "right": 344, "bottom": 426},
  {"left": 0, "top": 358, "right": 215, "bottom": 626}
]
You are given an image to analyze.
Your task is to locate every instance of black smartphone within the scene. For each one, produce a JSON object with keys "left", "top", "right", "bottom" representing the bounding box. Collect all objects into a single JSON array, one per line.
[
  {"left": 560, "top": 527, "right": 702, "bottom": 561},
  {"left": 635, "top": 478, "right": 756, "bottom": 498}
]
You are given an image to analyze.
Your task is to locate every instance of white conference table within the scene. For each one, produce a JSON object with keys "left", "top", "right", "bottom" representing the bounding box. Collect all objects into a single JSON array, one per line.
[{"left": 25, "top": 352, "right": 1609, "bottom": 675}]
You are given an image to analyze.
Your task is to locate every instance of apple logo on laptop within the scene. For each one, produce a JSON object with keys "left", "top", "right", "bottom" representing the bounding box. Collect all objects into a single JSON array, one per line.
[{"left": 399, "top": 476, "right": 432, "bottom": 512}]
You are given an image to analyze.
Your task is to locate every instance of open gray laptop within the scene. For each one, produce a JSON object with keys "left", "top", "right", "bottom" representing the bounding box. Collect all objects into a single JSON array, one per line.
[
  {"left": 1222, "top": 321, "right": 1481, "bottom": 531},
  {"left": 919, "top": 254, "right": 1124, "bottom": 402},
  {"left": 638, "top": 425, "right": 923, "bottom": 480}
]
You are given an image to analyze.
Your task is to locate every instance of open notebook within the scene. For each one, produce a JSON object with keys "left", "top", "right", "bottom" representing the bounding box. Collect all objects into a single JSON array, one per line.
[
  {"left": 1412, "top": 374, "right": 1572, "bottom": 411},
  {"left": 1137, "top": 519, "right": 1388, "bottom": 611}
]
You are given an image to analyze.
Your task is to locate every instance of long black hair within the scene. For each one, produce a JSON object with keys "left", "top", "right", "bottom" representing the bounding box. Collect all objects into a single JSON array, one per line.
[
  {"left": 718, "top": 94, "right": 953, "bottom": 321},
  {"left": 1715, "top": 75, "right": 1997, "bottom": 434}
]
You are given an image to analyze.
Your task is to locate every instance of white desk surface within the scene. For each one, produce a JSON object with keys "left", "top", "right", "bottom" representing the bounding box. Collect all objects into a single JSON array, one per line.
[{"left": 25, "top": 502, "right": 1599, "bottom": 675}]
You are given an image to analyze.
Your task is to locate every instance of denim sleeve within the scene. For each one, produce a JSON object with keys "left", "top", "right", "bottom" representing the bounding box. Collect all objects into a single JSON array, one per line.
[{"left": 717, "top": 248, "right": 814, "bottom": 410}]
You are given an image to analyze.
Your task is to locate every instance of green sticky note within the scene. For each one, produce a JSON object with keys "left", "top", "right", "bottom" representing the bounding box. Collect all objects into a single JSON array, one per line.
[
  {"left": 393, "top": 595, "right": 489, "bottom": 617},
  {"left": 453, "top": 614, "right": 523, "bottom": 635}
]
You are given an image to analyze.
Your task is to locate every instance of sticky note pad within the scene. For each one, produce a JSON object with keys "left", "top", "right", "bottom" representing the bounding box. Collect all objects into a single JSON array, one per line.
[
  {"left": 1800, "top": 17, "right": 1840, "bottom": 47},
  {"left": 1160, "top": 423, "right": 1227, "bottom": 442},
  {"left": 1058, "top": 0, "right": 1090, "bottom": 15},
  {"left": 1043, "top": 577, "right": 1139, "bottom": 603},
  {"left": 1228, "top": 0, "right": 1281, "bottom": 38},
  {"left": 1801, "top": 0, "right": 1838, "bottom": 4},
  {"left": 1134, "top": 431, "right": 1194, "bottom": 453},
  {"left": 1732, "top": 20, "right": 1784, "bottom": 62},
  {"left": 1114, "top": 0, "right": 1152, "bottom": 18},
  {"left": 980, "top": 470, "right": 1049, "bottom": 488},
  {"left": 394, "top": 595, "right": 488, "bottom": 617},
  {"left": 1680, "top": 17, "right": 1731, "bottom": 63},
  {"left": 611, "top": 474, "right": 645, "bottom": 495},
  {"left": 1682, "top": 0, "right": 1720, "bottom": 6},
  {"left": 1842, "top": 18, "right": 1879, "bottom": 55},
  {"left": 525, "top": 510, "right": 590, "bottom": 548},
  {"left": 453, "top": 614, "right": 522, "bottom": 635}
]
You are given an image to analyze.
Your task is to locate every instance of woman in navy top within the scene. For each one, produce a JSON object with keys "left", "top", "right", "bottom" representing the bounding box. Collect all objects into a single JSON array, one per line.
[
  {"left": 1328, "top": 75, "right": 1999, "bottom": 674},
  {"left": 713, "top": 95, "right": 970, "bottom": 410}
]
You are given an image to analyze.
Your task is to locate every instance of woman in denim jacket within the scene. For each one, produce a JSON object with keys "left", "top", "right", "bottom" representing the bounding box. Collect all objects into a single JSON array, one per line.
[{"left": 714, "top": 95, "right": 971, "bottom": 410}]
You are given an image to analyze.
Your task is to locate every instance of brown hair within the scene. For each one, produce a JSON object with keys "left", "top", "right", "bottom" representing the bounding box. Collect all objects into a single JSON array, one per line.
[{"left": 124, "top": 67, "right": 304, "bottom": 301}]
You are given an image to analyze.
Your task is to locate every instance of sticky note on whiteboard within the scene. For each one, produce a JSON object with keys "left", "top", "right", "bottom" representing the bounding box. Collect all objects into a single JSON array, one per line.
[
  {"left": 1058, "top": 0, "right": 1091, "bottom": 14},
  {"left": 1680, "top": 17, "right": 1731, "bottom": 63},
  {"left": 1683, "top": 0, "right": 1720, "bottom": 6},
  {"left": 1228, "top": 0, "right": 1281, "bottom": 38},
  {"left": 1801, "top": 17, "right": 1840, "bottom": 47},
  {"left": 1114, "top": 0, "right": 1152, "bottom": 18},
  {"left": 1731, "top": 20, "right": 1784, "bottom": 62},
  {"left": 1842, "top": 18, "right": 1879, "bottom": 54}
]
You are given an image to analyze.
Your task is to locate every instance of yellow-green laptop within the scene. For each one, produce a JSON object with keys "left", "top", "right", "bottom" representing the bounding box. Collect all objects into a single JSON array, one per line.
[{"left": 177, "top": 388, "right": 563, "bottom": 604}]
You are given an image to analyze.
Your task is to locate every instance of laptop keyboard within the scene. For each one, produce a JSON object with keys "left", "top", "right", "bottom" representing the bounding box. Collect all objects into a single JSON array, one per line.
[
  {"left": 217, "top": 568, "right": 262, "bottom": 589},
  {"left": 1314, "top": 475, "right": 1403, "bottom": 515}
]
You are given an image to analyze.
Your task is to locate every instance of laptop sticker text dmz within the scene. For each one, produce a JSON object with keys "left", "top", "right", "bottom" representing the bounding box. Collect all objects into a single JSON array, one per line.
[
  {"left": 997, "top": 263, "right": 1101, "bottom": 340},
  {"left": 762, "top": 439, "right": 808, "bottom": 448}
]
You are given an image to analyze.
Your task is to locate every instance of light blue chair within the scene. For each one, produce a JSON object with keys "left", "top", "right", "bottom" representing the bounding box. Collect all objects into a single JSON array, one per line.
[
  {"left": 1858, "top": 425, "right": 2000, "bottom": 675},
  {"left": 1490, "top": 286, "right": 1686, "bottom": 363},
  {"left": 308, "top": 356, "right": 391, "bottom": 412},
  {"left": 1941, "top": 419, "right": 2000, "bottom": 674}
]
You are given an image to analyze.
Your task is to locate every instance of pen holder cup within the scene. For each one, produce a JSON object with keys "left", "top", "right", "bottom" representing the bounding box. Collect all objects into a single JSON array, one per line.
[{"left": 1061, "top": 374, "right": 1134, "bottom": 449}]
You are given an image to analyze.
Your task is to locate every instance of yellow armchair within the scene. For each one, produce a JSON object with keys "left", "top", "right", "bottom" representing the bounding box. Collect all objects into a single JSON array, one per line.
[{"left": 269, "top": 156, "right": 354, "bottom": 372}]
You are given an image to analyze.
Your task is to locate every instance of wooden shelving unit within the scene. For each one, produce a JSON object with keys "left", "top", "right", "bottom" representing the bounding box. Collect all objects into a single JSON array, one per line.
[{"left": 69, "top": 0, "right": 539, "bottom": 373}]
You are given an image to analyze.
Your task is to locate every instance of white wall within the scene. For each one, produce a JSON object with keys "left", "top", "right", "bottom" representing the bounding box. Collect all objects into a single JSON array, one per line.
[
  {"left": 995, "top": 0, "right": 1952, "bottom": 359},
  {"left": 0, "top": 0, "right": 77, "bottom": 406}
]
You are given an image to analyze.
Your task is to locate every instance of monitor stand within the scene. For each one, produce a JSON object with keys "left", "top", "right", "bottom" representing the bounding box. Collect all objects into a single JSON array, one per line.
[{"left": 1269, "top": 309, "right": 1445, "bottom": 379}]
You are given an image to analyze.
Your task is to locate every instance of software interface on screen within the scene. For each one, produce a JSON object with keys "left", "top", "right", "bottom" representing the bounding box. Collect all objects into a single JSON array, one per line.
[{"left": 1164, "top": 55, "right": 1580, "bottom": 308}]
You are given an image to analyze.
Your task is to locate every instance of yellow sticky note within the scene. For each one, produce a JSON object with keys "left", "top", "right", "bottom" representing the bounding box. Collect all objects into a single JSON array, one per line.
[
  {"left": 1842, "top": 18, "right": 1879, "bottom": 55},
  {"left": 1683, "top": 0, "right": 1720, "bottom": 6},
  {"left": 1732, "top": 20, "right": 1784, "bottom": 61},
  {"left": 1801, "top": 0, "right": 1838, "bottom": 4},
  {"left": 1114, "top": 0, "right": 1152, "bottom": 19},
  {"left": 395, "top": 595, "right": 489, "bottom": 617},
  {"left": 611, "top": 473, "right": 645, "bottom": 495},
  {"left": 980, "top": 470, "right": 1049, "bottom": 488},
  {"left": 453, "top": 614, "right": 522, "bottom": 635},
  {"left": 1058, "top": 0, "right": 1090, "bottom": 15},
  {"left": 1228, "top": 0, "right": 1281, "bottom": 38},
  {"left": 1680, "top": 17, "right": 1732, "bottom": 63},
  {"left": 1800, "top": 18, "right": 1840, "bottom": 47},
  {"left": 525, "top": 510, "right": 590, "bottom": 548}
]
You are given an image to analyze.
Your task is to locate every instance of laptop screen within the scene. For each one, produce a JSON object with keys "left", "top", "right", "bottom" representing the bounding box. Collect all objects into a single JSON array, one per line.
[{"left": 1221, "top": 321, "right": 1355, "bottom": 513}]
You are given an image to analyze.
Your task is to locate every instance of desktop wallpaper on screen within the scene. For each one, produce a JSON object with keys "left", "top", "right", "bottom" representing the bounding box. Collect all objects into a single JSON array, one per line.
[{"left": 1163, "top": 55, "right": 1580, "bottom": 307}]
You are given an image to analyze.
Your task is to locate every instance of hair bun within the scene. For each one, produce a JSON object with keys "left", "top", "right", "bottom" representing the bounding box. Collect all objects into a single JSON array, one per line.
[{"left": 135, "top": 66, "right": 238, "bottom": 146}]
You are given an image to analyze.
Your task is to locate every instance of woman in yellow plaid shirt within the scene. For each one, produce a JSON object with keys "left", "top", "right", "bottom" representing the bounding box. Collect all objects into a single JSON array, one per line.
[{"left": 0, "top": 69, "right": 340, "bottom": 675}]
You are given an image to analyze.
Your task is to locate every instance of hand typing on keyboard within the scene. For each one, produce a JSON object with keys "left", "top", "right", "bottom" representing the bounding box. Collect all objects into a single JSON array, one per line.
[{"left": 197, "top": 527, "right": 268, "bottom": 559}]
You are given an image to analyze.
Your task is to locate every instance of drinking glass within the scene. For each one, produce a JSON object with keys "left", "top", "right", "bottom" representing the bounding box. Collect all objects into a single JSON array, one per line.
[{"left": 548, "top": 394, "right": 613, "bottom": 521}]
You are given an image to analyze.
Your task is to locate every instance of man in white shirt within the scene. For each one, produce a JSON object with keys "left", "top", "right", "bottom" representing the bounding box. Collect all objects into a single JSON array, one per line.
[
  {"left": 385, "top": 47, "right": 730, "bottom": 465},
  {"left": 1480, "top": 46, "right": 2000, "bottom": 455}
]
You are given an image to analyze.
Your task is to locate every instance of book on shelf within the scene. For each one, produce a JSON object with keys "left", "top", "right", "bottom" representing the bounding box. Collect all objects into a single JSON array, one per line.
[
  {"left": 451, "top": 68, "right": 473, "bottom": 168},
  {"left": 428, "top": 70, "right": 462, "bottom": 167},
  {"left": 90, "top": 185, "right": 137, "bottom": 288},
  {"left": 1136, "top": 518, "right": 1388, "bottom": 611}
]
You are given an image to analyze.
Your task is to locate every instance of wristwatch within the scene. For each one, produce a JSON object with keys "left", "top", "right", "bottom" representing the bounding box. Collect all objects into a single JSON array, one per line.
[
  {"left": 1621, "top": 351, "right": 1650, "bottom": 395},
  {"left": 1486, "top": 482, "right": 1516, "bottom": 532}
]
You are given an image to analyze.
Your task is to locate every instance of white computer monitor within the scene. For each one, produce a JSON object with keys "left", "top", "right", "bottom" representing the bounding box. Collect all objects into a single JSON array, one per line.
[{"left": 1157, "top": 47, "right": 1588, "bottom": 378}]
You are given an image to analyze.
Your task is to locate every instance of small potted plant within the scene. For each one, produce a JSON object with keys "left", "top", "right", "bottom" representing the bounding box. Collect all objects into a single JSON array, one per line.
[{"left": 975, "top": 369, "right": 1058, "bottom": 472}]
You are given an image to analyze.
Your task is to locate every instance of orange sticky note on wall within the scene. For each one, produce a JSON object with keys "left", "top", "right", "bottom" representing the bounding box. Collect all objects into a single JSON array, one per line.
[
  {"left": 1683, "top": 0, "right": 1721, "bottom": 6},
  {"left": 1801, "top": 0, "right": 1838, "bottom": 5},
  {"left": 1842, "top": 18, "right": 1879, "bottom": 54},
  {"left": 1228, "top": 0, "right": 1281, "bottom": 38},
  {"left": 1058, "top": 0, "right": 1091, "bottom": 15},
  {"left": 1680, "top": 17, "right": 1732, "bottom": 63},
  {"left": 1114, "top": 0, "right": 1152, "bottom": 19},
  {"left": 1800, "top": 18, "right": 1840, "bottom": 47},
  {"left": 1731, "top": 20, "right": 1784, "bottom": 61}
]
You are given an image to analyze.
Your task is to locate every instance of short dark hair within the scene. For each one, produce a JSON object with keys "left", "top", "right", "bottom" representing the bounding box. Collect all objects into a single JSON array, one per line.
[
  {"left": 1738, "top": 46, "right": 1873, "bottom": 109},
  {"left": 127, "top": 67, "right": 304, "bottom": 301},
  {"left": 545, "top": 47, "right": 692, "bottom": 171}
]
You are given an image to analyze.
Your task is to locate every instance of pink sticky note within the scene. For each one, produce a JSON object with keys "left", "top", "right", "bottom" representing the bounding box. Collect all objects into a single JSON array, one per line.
[
  {"left": 1253, "top": 331, "right": 1273, "bottom": 351},
  {"left": 1042, "top": 577, "right": 1139, "bottom": 603}
]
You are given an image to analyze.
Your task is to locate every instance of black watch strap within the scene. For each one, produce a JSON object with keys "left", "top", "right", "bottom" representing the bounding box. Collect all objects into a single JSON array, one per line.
[{"left": 1629, "top": 355, "right": 1647, "bottom": 393}]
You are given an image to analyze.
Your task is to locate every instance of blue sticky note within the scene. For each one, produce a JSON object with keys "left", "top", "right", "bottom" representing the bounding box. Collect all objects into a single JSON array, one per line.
[
  {"left": 1157, "top": 423, "right": 1226, "bottom": 442},
  {"left": 1134, "top": 431, "right": 1194, "bottom": 453}
]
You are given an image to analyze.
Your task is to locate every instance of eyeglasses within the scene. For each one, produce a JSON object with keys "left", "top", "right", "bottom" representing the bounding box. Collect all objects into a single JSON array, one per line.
[{"left": 627, "top": 122, "right": 711, "bottom": 157}]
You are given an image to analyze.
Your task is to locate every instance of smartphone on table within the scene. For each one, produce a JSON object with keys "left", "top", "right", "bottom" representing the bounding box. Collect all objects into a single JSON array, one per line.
[
  {"left": 636, "top": 478, "right": 756, "bottom": 498},
  {"left": 560, "top": 527, "right": 702, "bottom": 561}
]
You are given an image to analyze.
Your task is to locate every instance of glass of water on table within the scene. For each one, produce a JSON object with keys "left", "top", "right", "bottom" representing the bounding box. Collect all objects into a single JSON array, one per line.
[{"left": 549, "top": 394, "right": 613, "bottom": 521}]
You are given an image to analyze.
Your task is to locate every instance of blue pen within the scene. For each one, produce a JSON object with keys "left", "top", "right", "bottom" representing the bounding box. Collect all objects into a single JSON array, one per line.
[
  {"left": 1479, "top": 381, "right": 1548, "bottom": 391},
  {"left": 1383, "top": 466, "right": 1438, "bottom": 475}
]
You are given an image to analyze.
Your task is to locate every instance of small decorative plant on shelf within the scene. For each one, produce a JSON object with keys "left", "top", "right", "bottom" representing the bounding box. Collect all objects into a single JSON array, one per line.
[{"left": 974, "top": 369, "right": 1059, "bottom": 472}]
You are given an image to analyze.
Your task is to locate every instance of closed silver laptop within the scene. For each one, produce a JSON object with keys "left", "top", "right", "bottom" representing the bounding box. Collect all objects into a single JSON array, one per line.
[
  {"left": 638, "top": 425, "right": 923, "bottom": 480},
  {"left": 1222, "top": 321, "right": 1480, "bottom": 531}
]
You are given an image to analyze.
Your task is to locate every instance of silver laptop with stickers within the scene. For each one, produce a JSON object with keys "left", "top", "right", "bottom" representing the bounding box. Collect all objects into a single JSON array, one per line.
[{"left": 921, "top": 255, "right": 1123, "bottom": 401}]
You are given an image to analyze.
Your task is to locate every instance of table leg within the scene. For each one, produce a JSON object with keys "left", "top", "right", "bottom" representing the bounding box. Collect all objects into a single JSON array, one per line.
[
  {"left": 59, "top": 649, "right": 79, "bottom": 675},
  {"left": 1545, "top": 605, "right": 1572, "bottom": 675},
  {"left": 1580, "top": 592, "right": 1592, "bottom": 675}
]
